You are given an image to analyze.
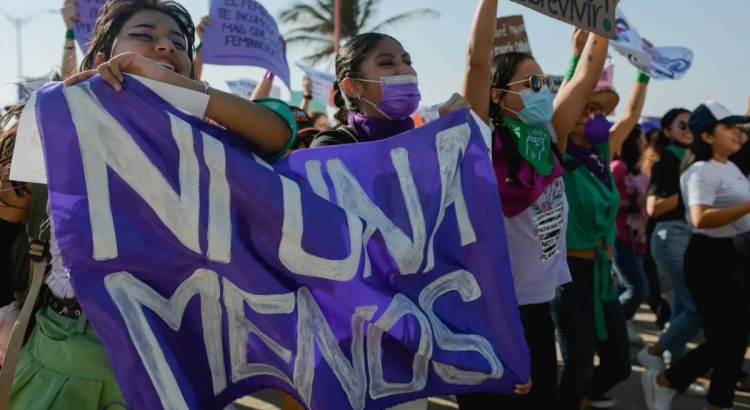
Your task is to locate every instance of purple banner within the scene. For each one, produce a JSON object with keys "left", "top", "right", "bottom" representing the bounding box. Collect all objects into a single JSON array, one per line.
[
  {"left": 35, "top": 76, "right": 528, "bottom": 410},
  {"left": 73, "top": 0, "right": 106, "bottom": 51},
  {"left": 202, "top": 0, "right": 291, "bottom": 89}
]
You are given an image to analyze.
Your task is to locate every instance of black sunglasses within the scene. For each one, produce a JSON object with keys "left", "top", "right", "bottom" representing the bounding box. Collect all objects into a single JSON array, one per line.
[
  {"left": 507, "top": 74, "right": 556, "bottom": 93},
  {"left": 677, "top": 121, "right": 688, "bottom": 130}
]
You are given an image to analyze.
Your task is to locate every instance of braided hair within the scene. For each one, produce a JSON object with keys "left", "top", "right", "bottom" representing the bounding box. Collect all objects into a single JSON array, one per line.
[
  {"left": 489, "top": 52, "right": 565, "bottom": 183},
  {"left": 332, "top": 33, "right": 401, "bottom": 126}
]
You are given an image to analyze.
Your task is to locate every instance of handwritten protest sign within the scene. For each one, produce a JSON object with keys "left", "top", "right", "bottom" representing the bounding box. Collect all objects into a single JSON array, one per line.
[
  {"left": 510, "top": 0, "right": 616, "bottom": 39},
  {"left": 612, "top": 9, "right": 693, "bottom": 80},
  {"left": 494, "top": 15, "right": 532, "bottom": 56},
  {"left": 296, "top": 64, "right": 335, "bottom": 108},
  {"left": 73, "top": 0, "right": 107, "bottom": 50},
  {"left": 202, "top": 0, "right": 291, "bottom": 89},
  {"left": 31, "top": 77, "right": 530, "bottom": 410},
  {"left": 226, "top": 78, "right": 281, "bottom": 99}
]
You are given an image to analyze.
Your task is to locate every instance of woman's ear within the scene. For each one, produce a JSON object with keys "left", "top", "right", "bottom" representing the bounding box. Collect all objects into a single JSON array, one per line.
[
  {"left": 95, "top": 52, "right": 106, "bottom": 67},
  {"left": 490, "top": 88, "right": 503, "bottom": 105},
  {"left": 340, "top": 78, "right": 359, "bottom": 100}
]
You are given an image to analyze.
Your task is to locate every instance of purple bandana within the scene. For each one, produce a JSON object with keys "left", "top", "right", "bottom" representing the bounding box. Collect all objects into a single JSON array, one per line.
[
  {"left": 348, "top": 111, "right": 415, "bottom": 142},
  {"left": 566, "top": 142, "right": 611, "bottom": 187}
]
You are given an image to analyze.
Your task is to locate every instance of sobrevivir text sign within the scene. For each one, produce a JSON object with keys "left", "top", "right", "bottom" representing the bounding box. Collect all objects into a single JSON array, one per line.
[
  {"left": 202, "top": 0, "right": 291, "bottom": 89},
  {"left": 510, "top": 0, "right": 616, "bottom": 39},
  {"left": 34, "top": 76, "right": 529, "bottom": 410}
]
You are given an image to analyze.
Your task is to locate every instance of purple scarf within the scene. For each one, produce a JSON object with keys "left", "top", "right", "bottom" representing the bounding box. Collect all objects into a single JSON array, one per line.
[
  {"left": 493, "top": 128, "right": 564, "bottom": 218},
  {"left": 565, "top": 141, "right": 611, "bottom": 188},
  {"left": 348, "top": 111, "right": 415, "bottom": 141}
]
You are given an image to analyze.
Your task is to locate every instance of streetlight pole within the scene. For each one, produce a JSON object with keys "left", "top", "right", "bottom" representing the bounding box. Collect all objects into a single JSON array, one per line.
[
  {"left": 333, "top": 0, "right": 341, "bottom": 53},
  {"left": 0, "top": 8, "right": 57, "bottom": 80}
]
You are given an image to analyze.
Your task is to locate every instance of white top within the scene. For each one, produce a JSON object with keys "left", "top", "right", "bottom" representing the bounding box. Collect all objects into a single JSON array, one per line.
[
  {"left": 681, "top": 160, "right": 750, "bottom": 238},
  {"left": 496, "top": 125, "right": 571, "bottom": 305}
]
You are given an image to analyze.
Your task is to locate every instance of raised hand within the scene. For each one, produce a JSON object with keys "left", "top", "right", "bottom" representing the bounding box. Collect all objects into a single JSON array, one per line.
[
  {"left": 302, "top": 76, "right": 312, "bottom": 95},
  {"left": 63, "top": 52, "right": 171, "bottom": 91},
  {"left": 439, "top": 93, "right": 471, "bottom": 118},
  {"left": 61, "top": 0, "right": 78, "bottom": 31},
  {"left": 572, "top": 27, "right": 588, "bottom": 56},
  {"left": 197, "top": 16, "right": 211, "bottom": 41}
]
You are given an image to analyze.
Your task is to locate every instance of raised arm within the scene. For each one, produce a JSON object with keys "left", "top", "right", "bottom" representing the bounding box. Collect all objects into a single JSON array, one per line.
[
  {"left": 250, "top": 72, "right": 274, "bottom": 100},
  {"left": 461, "top": 0, "right": 498, "bottom": 126},
  {"left": 551, "top": 29, "right": 609, "bottom": 152},
  {"left": 608, "top": 72, "right": 649, "bottom": 159},
  {"left": 300, "top": 76, "right": 313, "bottom": 112},
  {"left": 193, "top": 16, "right": 209, "bottom": 81},
  {"left": 61, "top": 0, "right": 78, "bottom": 79}
]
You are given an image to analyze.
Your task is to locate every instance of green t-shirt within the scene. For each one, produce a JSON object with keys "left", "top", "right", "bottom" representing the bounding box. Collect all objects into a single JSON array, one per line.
[{"left": 562, "top": 141, "right": 620, "bottom": 340}]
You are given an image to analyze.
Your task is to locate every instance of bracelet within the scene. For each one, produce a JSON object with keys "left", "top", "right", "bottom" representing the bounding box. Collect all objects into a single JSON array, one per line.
[
  {"left": 636, "top": 70, "right": 651, "bottom": 84},
  {"left": 65, "top": 29, "right": 75, "bottom": 40},
  {"left": 195, "top": 42, "right": 203, "bottom": 54},
  {"left": 201, "top": 81, "right": 210, "bottom": 95},
  {"left": 303, "top": 94, "right": 313, "bottom": 100},
  {"left": 64, "top": 46, "right": 75, "bottom": 50},
  {"left": 264, "top": 71, "right": 275, "bottom": 82},
  {"left": 564, "top": 54, "right": 580, "bottom": 82}
]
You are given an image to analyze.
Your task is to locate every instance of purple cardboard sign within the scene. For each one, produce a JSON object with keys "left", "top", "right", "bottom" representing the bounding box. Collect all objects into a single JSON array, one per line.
[
  {"left": 73, "top": 0, "right": 107, "bottom": 51},
  {"left": 34, "top": 76, "right": 528, "bottom": 410},
  {"left": 202, "top": 0, "right": 291, "bottom": 89}
]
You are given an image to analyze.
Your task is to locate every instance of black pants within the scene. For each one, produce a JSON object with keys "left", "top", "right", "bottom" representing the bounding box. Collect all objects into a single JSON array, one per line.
[
  {"left": 456, "top": 302, "right": 557, "bottom": 410},
  {"left": 665, "top": 234, "right": 748, "bottom": 408},
  {"left": 552, "top": 257, "right": 631, "bottom": 410}
]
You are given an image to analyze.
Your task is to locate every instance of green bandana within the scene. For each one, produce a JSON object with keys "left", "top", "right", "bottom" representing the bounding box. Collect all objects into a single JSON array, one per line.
[
  {"left": 502, "top": 117, "right": 556, "bottom": 175},
  {"left": 665, "top": 145, "right": 687, "bottom": 161}
]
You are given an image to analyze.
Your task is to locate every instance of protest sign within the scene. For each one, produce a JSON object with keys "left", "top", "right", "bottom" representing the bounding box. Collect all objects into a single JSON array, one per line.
[
  {"left": 226, "top": 78, "right": 281, "bottom": 100},
  {"left": 73, "top": 0, "right": 107, "bottom": 50},
  {"left": 202, "top": 0, "right": 291, "bottom": 89},
  {"left": 612, "top": 9, "right": 693, "bottom": 80},
  {"left": 510, "top": 0, "right": 616, "bottom": 39},
  {"left": 296, "top": 64, "right": 335, "bottom": 108},
  {"left": 493, "top": 15, "right": 532, "bottom": 56},
  {"left": 31, "top": 76, "right": 530, "bottom": 410}
]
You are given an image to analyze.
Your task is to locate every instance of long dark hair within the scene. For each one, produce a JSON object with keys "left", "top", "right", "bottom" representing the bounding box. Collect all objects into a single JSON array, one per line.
[
  {"left": 681, "top": 125, "right": 715, "bottom": 174},
  {"left": 640, "top": 108, "right": 689, "bottom": 175},
  {"left": 80, "top": 0, "right": 196, "bottom": 78},
  {"left": 617, "top": 125, "right": 642, "bottom": 174},
  {"left": 332, "top": 33, "right": 401, "bottom": 126},
  {"left": 490, "top": 52, "right": 563, "bottom": 183}
]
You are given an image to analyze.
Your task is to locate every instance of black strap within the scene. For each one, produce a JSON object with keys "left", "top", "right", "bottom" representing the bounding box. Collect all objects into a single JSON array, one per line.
[{"left": 337, "top": 126, "right": 359, "bottom": 143}]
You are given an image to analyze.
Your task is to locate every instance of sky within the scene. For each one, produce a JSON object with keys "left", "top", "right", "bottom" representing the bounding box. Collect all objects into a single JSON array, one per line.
[{"left": 1, "top": 0, "right": 749, "bottom": 119}]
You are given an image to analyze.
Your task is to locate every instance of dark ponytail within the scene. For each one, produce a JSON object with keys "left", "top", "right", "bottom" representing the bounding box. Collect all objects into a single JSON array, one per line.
[
  {"left": 489, "top": 52, "right": 564, "bottom": 183},
  {"left": 332, "top": 33, "right": 401, "bottom": 126}
]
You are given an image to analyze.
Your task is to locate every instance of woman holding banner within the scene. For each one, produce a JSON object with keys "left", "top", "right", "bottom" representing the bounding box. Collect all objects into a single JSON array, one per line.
[
  {"left": 0, "top": 1, "right": 297, "bottom": 409},
  {"left": 456, "top": 0, "right": 610, "bottom": 409},
  {"left": 553, "top": 26, "right": 650, "bottom": 409}
]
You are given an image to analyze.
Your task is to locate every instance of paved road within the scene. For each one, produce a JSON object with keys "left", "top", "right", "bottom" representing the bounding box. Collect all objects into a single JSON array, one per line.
[{"left": 234, "top": 309, "right": 750, "bottom": 410}]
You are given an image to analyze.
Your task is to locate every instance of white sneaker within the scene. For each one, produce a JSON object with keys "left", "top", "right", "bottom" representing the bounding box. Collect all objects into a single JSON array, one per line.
[
  {"left": 587, "top": 396, "right": 617, "bottom": 408},
  {"left": 637, "top": 347, "right": 666, "bottom": 371},
  {"left": 628, "top": 322, "right": 645, "bottom": 345},
  {"left": 686, "top": 382, "right": 708, "bottom": 397},
  {"left": 642, "top": 370, "right": 675, "bottom": 410}
]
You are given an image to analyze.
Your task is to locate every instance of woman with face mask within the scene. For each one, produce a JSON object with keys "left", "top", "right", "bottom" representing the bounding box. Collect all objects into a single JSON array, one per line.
[
  {"left": 553, "top": 30, "right": 649, "bottom": 409},
  {"left": 0, "top": 2, "right": 296, "bottom": 409},
  {"left": 642, "top": 101, "right": 750, "bottom": 410},
  {"left": 637, "top": 109, "right": 707, "bottom": 388},
  {"left": 455, "top": 1, "right": 610, "bottom": 409}
]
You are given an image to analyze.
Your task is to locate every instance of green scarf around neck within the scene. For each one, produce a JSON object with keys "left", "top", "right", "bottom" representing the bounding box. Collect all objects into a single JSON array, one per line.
[
  {"left": 665, "top": 145, "right": 687, "bottom": 161},
  {"left": 502, "top": 117, "right": 556, "bottom": 175}
]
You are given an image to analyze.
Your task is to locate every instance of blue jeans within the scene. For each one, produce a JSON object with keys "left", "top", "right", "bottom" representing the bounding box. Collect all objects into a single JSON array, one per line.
[
  {"left": 552, "top": 257, "right": 631, "bottom": 410},
  {"left": 651, "top": 220, "right": 700, "bottom": 360},
  {"left": 612, "top": 239, "right": 647, "bottom": 320}
]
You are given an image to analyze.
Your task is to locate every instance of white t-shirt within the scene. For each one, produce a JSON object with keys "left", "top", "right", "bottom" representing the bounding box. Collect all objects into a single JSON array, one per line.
[
  {"left": 496, "top": 124, "right": 571, "bottom": 305},
  {"left": 681, "top": 160, "right": 750, "bottom": 238}
]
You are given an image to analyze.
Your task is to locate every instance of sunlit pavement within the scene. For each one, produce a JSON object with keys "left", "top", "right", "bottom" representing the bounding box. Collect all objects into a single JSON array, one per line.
[{"left": 233, "top": 308, "right": 750, "bottom": 410}]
